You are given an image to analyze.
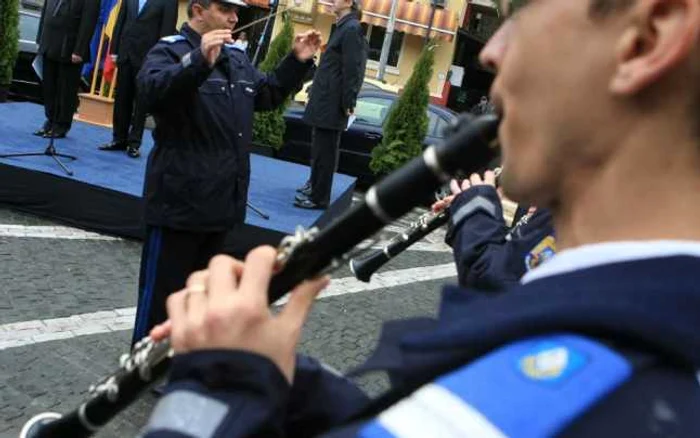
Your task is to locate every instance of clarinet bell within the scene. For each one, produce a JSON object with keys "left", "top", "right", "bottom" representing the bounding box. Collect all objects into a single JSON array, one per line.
[
  {"left": 349, "top": 249, "right": 391, "bottom": 283},
  {"left": 19, "top": 412, "right": 62, "bottom": 438}
]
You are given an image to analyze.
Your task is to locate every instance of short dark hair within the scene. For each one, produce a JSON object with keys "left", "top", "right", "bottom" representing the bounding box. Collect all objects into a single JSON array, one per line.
[{"left": 187, "top": 0, "right": 212, "bottom": 18}]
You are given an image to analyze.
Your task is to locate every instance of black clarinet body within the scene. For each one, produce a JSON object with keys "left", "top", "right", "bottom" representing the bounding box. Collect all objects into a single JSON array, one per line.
[
  {"left": 349, "top": 211, "right": 449, "bottom": 282},
  {"left": 19, "top": 113, "right": 499, "bottom": 438}
]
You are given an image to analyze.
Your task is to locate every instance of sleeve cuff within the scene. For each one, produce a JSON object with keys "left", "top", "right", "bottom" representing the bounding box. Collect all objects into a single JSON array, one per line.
[
  {"left": 170, "top": 350, "right": 291, "bottom": 394},
  {"left": 446, "top": 185, "right": 504, "bottom": 241},
  {"left": 181, "top": 48, "right": 211, "bottom": 72}
]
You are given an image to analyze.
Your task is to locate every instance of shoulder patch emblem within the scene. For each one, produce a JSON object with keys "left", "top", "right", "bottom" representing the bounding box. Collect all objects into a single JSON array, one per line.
[
  {"left": 518, "top": 341, "right": 587, "bottom": 384},
  {"left": 525, "top": 235, "right": 556, "bottom": 271},
  {"left": 160, "top": 35, "right": 185, "bottom": 44}
]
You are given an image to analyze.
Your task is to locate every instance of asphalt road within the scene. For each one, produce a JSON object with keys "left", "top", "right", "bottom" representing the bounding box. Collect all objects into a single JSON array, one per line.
[{"left": 0, "top": 204, "right": 457, "bottom": 438}]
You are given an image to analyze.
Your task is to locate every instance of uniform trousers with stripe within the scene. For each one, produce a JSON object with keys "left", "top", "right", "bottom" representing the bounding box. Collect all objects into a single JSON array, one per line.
[{"left": 131, "top": 226, "right": 227, "bottom": 347}]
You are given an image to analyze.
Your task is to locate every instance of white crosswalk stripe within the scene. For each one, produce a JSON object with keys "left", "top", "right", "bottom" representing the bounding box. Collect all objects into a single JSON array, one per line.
[
  {"left": 0, "top": 224, "right": 121, "bottom": 240},
  {"left": 0, "top": 263, "right": 457, "bottom": 351}
]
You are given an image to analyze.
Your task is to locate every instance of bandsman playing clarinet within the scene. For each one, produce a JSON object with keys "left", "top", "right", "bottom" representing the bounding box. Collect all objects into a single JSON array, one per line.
[
  {"left": 432, "top": 170, "right": 555, "bottom": 292},
  {"left": 138, "top": 0, "right": 700, "bottom": 435}
]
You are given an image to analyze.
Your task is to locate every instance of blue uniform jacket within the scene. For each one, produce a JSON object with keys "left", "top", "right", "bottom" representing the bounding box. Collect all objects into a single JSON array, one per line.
[
  {"left": 445, "top": 185, "right": 554, "bottom": 291},
  {"left": 137, "top": 24, "right": 313, "bottom": 231},
  {"left": 140, "top": 256, "right": 700, "bottom": 437}
]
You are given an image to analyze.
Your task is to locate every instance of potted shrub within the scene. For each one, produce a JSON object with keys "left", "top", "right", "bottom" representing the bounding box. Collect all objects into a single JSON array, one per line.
[
  {"left": 370, "top": 43, "right": 435, "bottom": 175},
  {"left": 251, "top": 14, "right": 295, "bottom": 156},
  {"left": 0, "top": 0, "right": 20, "bottom": 102}
]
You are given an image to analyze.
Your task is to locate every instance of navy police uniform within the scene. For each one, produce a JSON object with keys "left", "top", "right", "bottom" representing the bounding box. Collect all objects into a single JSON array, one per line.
[
  {"left": 140, "top": 249, "right": 700, "bottom": 437},
  {"left": 131, "top": 23, "right": 313, "bottom": 345},
  {"left": 446, "top": 184, "right": 555, "bottom": 291}
]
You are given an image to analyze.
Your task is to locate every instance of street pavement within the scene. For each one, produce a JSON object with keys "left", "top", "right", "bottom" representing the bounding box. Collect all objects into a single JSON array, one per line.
[{"left": 0, "top": 202, "right": 457, "bottom": 438}]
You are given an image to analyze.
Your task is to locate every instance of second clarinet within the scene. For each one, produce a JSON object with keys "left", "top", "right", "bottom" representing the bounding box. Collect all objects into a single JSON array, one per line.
[
  {"left": 348, "top": 167, "right": 504, "bottom": 282},
  {"left": 349, "top": 210, "right": 448, "bottom": 282}
]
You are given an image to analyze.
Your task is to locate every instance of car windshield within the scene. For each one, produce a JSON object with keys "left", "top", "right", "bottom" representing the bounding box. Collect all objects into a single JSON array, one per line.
[{"left": 19, "top": 12, "right": 40, "bottom": 41}]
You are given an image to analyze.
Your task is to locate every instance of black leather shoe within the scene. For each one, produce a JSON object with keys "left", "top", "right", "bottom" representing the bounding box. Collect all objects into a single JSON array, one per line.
[
  {"left": 126, "top": 146, "right": 141, "bottom": 158},
  {"left": 294, "top": 198, "right": 327, "bottom": 210},
  {"left": 296, "top": 182, "right": 311, "bottom": 193},
  {"left": 33, "top": 128, "right": 49, "bottom": 137},
  {"left": 45, "top": 130, "right": 66, "bottom": 139},
  {"left": 99, "top": 141, "right": 128, "bottom": 151},
  {"left": 295, "top": 192, "right": 310, "bottom": 202}
]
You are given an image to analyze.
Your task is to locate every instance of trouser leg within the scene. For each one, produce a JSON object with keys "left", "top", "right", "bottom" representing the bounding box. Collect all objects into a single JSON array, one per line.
[
  {"left": 131, "top": 227, "right": 226, "bottom": 347},
  {"left": 112, "top": 62, "right": 135, "bottom": 144},
  {"left": 309, "top": 127, "right": 341, "bottom": 206}
]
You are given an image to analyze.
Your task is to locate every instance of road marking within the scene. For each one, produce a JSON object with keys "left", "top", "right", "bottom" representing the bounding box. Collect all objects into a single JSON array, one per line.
[
  {"left": 0, "top": 224, "right": 450, "bottom": 249},
  {"left": 0, "top": 263, "right": 457, "bottom": 350},
  {"left": 0, "top": 224, "right": 121, "bottom": 241},
  {"left": 357, "top": 240, "right": 450, "bottom": 253}
]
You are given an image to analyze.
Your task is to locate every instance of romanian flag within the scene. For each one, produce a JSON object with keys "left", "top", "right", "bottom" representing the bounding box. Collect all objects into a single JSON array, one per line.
[
  {"left": 101, "top": 0, "right": 121, "bottom": 82},
  {"left": 104, "top": 0, "right": 122, "bottom": 40},
  {"left": 82, "top": 0, "right": 121, "bottom": 81}
]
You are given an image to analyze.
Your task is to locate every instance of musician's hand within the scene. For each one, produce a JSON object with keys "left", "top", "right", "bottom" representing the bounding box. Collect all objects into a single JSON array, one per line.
[
  {"left": 293, "top": 30, "right": 322, "bottom": 61},
  {"left": 431, "top": 170, "right": 497, "bottom": 212},
  {"left": 465, "top": 170, "right": 497, "bottom": 188},
  {"left": 201, "top": 29, "right": 233, "bottom": 67},
  {"left": 71, "top": 54, "right": 83, "bottom": 64},
  {"left": 164, "top": 248, "right": 330, "bottom": 383}
]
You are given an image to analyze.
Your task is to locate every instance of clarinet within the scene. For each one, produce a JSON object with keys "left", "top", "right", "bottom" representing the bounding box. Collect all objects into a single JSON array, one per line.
[
  {"left": 350, "top": 210, "right": 448, "bottom": 282},
  {"left": 348, "top": 167, "right": 505, "bottom": 282},
  {"left": 19, "top": 113, "right": 499, "bottom": 438}
]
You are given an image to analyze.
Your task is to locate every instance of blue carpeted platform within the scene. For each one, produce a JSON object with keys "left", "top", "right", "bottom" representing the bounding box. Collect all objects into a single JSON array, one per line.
[{"left": 0, "top": 102, "right": 355, "bottom": 249}]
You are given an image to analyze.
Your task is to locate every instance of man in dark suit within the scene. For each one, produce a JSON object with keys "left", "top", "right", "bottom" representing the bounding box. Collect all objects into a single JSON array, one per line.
[
  {"left": 98, "top": 0, "right": 178, "bottom": 158},
  {"left": 295, "top": 0, "right": 367, "bottom": 209},
  {"left": 34, "top": 0, "right": 100, "bottom": 138}
]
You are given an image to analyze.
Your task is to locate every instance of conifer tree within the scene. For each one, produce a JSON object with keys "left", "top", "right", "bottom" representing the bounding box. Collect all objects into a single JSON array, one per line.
[
  {"left": 0, "top": 0, "right": 20, "bottom": 101},
  {"left": 252, "top": 14, "right": 294, "bottom": 149},
  {"left": 370, "top": 43, "right": 435, "bottom": 175}
]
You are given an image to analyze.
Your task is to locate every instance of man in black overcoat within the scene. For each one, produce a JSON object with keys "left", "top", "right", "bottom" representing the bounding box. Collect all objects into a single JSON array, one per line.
[
  {"left": 34, "top": 0, "right": 100, "bottom": 138},
  {"left": 295, "top": 0, "right": 368, "bottom": 209},
  {"left": 98, "top": 0, "right": 178, "bottom": 158}
]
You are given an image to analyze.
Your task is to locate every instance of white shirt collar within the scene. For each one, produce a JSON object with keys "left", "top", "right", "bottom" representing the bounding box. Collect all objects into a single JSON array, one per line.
[{"left": 521, "top": 240, "right": 700, "bottom": 284}]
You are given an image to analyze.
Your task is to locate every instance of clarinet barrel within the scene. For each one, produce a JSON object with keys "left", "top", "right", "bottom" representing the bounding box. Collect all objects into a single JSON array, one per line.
[{"left": 350, "top": 212, "right": 449, "bottom": 282}]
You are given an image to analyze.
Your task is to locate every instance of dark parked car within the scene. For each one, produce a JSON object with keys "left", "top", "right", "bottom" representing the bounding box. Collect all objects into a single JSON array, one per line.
[
  {"left": 10, "top": 9, "right": 42, "bottom": 103},
  {"left": 279, "top": 90, "right": 459, "bottom": 186}
]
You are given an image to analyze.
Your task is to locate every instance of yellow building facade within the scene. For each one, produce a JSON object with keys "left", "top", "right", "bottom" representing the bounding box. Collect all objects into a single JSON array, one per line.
[
  {"left": 173, "top": 0, "right": 496, "bottom": 104},
  {"left": 269, "top": 0, "right": 467, "bottom": 102}
]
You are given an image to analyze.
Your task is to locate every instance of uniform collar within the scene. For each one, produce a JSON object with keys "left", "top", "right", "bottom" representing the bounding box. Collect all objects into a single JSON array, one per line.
[
  {"left": 522, "top": 240, "right": 700, "bottom": 284},
  {"left": 181, "top": 23, "right": 203, "bottom": 48}
]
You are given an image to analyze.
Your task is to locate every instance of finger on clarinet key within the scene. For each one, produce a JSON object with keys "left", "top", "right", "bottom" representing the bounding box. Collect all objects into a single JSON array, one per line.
[{"left": 149, "top": 320, "right": 172, "bottom": 342}]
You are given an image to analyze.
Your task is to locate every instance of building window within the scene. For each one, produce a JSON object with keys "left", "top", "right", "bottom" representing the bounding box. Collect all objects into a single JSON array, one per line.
[{"left": 365, "top": 25, "right": 404, "bottom": 68}]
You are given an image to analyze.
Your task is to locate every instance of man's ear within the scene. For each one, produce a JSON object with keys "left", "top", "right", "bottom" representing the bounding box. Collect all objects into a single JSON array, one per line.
[{"left": 610, "top": 0, "right": 700, "bottom": 95}]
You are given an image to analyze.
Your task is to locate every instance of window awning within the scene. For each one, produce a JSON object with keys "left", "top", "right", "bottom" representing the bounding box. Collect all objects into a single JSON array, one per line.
[
  {"left": 318, "top": 0, "right": 459, "bottom": 42},
  {"left": 246, "top": 0, "right": 271, "bottom": 9}
]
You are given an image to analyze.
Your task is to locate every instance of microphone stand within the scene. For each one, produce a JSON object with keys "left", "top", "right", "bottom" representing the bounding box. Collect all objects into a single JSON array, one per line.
[
  {"left": 247, "top": 201, "right": 270, "bottom": 220},
  {"left": 0, "top": 61, "right": 77, "bottom": 176}
]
